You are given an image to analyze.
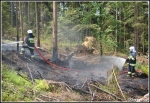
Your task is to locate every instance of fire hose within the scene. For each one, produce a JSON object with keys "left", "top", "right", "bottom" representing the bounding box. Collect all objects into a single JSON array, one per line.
[
  {"left": 34, "top": 45, "right": 85, "bottom": 72},
  {"left": 2, "top": 41, "right": 141, "bottom": 76},
  {"left": 34, "top": 45, "right": 142, "bottom": 75},
  {"left": 34, "top": 45, "right": 71, "bottom": 71},
  {"left": 34, "top": 45, "right": 107, "bottom": 75}
]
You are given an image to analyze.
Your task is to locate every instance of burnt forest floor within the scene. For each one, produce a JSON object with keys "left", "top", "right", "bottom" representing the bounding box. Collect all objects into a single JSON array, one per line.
[{"left": 1, "top": 42, "right": 149, "bottom": 102}]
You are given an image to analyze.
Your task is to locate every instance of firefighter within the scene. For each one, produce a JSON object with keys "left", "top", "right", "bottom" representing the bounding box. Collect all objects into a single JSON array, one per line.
[
  {"left": 20, "top": 30, "right": 35, "bottom": 58},
  {"left": 126, "top": 46, "right": 136, "bottom": 77}
]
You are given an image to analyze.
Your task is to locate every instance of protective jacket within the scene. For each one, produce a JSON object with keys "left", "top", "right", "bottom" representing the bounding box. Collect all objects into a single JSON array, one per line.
[
  {"left": 25, "top": 33, "right": 35, "bottom": 49},
  {"left": 128, "top": 52, "right": 136, "bottom": 66}
]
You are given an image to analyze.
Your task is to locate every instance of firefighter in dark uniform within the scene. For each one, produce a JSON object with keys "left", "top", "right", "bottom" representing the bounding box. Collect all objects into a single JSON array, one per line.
[
  {"left": 126, "top": 46, "right": 136, "bottom": 77},
  {"left": 20, "top": 30, "right": 35, "bottom": 58}
]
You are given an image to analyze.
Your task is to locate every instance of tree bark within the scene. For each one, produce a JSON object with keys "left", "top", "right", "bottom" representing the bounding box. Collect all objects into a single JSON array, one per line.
[
  {"left": 134, "top": 2, "right": 139, "bottom": 53},
  {"left": 25, "top": 2, "right": 28, "bottom": 21},
  {"left": 99, "top": 3, "right": 103, "bottom": 56},
  {"left": 115, "top": 2, "right": 118, "bottom": 55},
  {"left": 51, "top": 1, "right": 58, "bottom": 61},
  {"left": 85, "top": 5, "right": 90, "bottom": 36},
  {"left": 11, "top": 2, "right": 14, "bottom": 27},
  {"left": 19, "top": 2, "right": 24, "bottom": 41},
  {"left": 16, "top": 2, "right": 19, "bottom": 51},
  {"left": 35, "top": 2, "right": 40, "bottom": 47},
  {"left": 28, "top": 2, "right": 30, "bottom": 25},
  {"left": 41, "top": 2, "right": 44, "bottom": 34}
]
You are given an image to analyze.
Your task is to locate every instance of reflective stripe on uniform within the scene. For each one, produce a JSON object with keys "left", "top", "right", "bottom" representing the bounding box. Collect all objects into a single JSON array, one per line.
[
  {"left": 128, "top": 72, "right": 131, "bottom": 74},
  {"left": 128, "top": 56, "right": 134, "bottom": 60},
  {"left": 29, "top": 38, "right": 34, "bottom": 43},
  {"left": 21, "top": 48, "right": 25, "bottom": 51},
  {"left": 132, "top": 73, "right": 135, "bottom": 75},
  {"left": 130, "top": 64, "right": 136, "bottom": 66},
  {"left": 28, "top": 46, "right": 34, "bottom": 49},
  {"left": 31, "top": 55, "right": 35, "bottom": 58},
  {"left": 131, "top": 57, "right": 135, "bottom": 60}
]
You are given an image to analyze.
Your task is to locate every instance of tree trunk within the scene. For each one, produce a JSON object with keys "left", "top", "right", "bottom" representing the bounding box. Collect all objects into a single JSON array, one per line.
[
  {"left": 51, "top": 1, "right": 58, "bottom": 61},
  {"left": 11, "top": 2, "right": 14, "bottom": 27},
  {"left": 19, "top": 2, "right": 24, "bottom": 41},
  {"left": 123, "top": 3, "right": 126, "bottom": 48},
  {"left": 28, "top": 2, "right": 30, "bottom": 25},
  {"left": 85, "top": 7, "right": 90, "bottom": 36},
  {"left": 119, "top": 7, "right": 121, "bottom": 49},
  {"left": 134, "top": 2, "right": 139, "bottom": 53},
  {"left": 115, "top": 2, "right": 118, "bottom": 55},
  {"left": 41, "top": 2, "right": 44, "bottom": 35},
  {"left": 99, "top": 32, "right": 103, "bottom": 56},
  {"left": 35, "top": 2, "right": 40, "bottom": 47},
  {"left": 25, "top": 2, "right": 28, "bottom": 21},
  {"left": 143, "top": 36, "right": 145, "bottom": 53},
  {"left": 124, "top": 24, "right": 126, "bottom": 48},
  {"left": 99, "top": 4, "right": 103, "bottom": 56},
  {"left": 16, "top": 2, "right": 19, "bottom": 51}
]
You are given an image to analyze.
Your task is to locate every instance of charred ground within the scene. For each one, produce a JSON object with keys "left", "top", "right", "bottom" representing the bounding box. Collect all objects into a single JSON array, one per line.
[{"left": 1, "top": 43, "right": 149, "bottom": 101}]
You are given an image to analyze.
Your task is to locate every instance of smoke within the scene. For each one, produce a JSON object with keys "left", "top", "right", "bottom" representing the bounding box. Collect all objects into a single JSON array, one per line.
[
  {"left": 68, "top": 56, "right": 74, "bottom": 68},
  {"left": 57, "top": 12, "right": 126, "bottom": 85},
  {"left": 58, "top": 15, "right": 83, "bottom": 48},
  {"left": 67, "top": 55, "right": 126, "bottom": 84}
]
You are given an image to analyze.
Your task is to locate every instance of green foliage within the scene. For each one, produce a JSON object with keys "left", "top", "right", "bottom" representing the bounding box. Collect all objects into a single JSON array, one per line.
[
  {"left": 106, "top": 67, "right": 120, "bottom": 94},
  {"left": 2, "top": 64, "right": 34, "bottom": 101},
  {"left": 135, "top": 61, "right": 149, "bottom": 76},
  {"left": 99, "top": 84, "right": 115, "bottom": 94},
  {"left": 2, "top": 66, "right": 31, "bottom": 86},
  {"left": 101, "top": 35, "right": 117, "bottom": 54},
  {"left": 34, "top": 79, "right": 49, "bottom": 92},
  {"left": 2, "top": 2, "right": 11, "bottom": 35},
  {"left": 135, "top": 61, "right": 142, "bottom": 70},
  {"left": 141, "top": 65, "right": 149, "bottom": 76},
  {"left": 2, "top": 64, "right": 54, "bottom": 101},
  {"left": 2, "top": 1, "right": 149, "bottom": 55}
]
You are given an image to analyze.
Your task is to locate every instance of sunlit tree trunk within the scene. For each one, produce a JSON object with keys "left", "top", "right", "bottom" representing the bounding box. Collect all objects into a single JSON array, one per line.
[
  {"left": 23, "top": 2, "right": 28, "bottom": 20},
  {"left": 16, "top": 2, "right": 19, "bottom": 51},
  {"left": 41, "top": 2, "right": 44, "bottom": 35},
  {"left": 52, "top": 1, "right": 58, "bottom": 61},
  {"left": 134, "top": 2, "right": 139, "bottom": 53},
  {"left": 35, "top": 2, "right": 40, "bottom": 47},
  {"left": 19, "top": 2, "right": 24, "bottom": 41},
  {"left": 99, "top": 3, "right": 103, "bottom": 56},
  {"left": 11, "top": 2, "right": 14, "bottom": 27},
  {"left": 28, "top": 2, "right": 30, "bottom": 25},
  {"left": 115, "top": 2, "right": 118, "bottom": 55}
]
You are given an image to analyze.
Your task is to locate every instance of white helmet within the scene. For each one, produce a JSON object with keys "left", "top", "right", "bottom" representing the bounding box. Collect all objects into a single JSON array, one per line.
[
  {"left": 129, "top": 46, "right": 136, "bottom": 52},
  {"left": 27, "top": 30, "right": 32, "bottom": 34}
]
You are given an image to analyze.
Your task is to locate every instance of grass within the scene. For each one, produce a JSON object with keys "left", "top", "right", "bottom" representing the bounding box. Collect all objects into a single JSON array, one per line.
[
  {"left": 2, "top": 64, "right": 54, "bottom": 101},
  {"left": 1, "top": 63, "right": 85, "bottom": 102},
  {"left": 34, "top": 79, "right": 50, "bottom": 92},
  {"left": 2, "top": 64, "right": 35, "bottom": 101},
  {"left": 135, "top": 61, "right": 149, "bottom": 76}
]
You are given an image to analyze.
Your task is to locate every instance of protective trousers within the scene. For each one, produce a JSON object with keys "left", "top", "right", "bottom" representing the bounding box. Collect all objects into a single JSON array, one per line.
[
  {"left": 21, "top": 44, "right": 34, "bottom": 58},
  {"left": 127, "top": 64, "right": 135, "bottom": 77}
]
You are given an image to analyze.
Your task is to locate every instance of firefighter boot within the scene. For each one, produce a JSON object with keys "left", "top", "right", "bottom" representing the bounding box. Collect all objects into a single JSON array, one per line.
[
  {"left": 127, "top": 72, "right": 131, "bottom": 77},
  {"left": 31, "top": 55, "right": 35, "bottom": 59},
  {"left": 20, "top": 48, "right": 25, "bottom": 54},
  {"left": 131, "top": 73, "right": 135, "bottom": 78}
]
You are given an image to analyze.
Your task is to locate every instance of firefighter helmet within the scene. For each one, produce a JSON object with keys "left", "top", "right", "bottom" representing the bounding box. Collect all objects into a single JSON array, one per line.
[
  {"left": 27, "top": 30, "right": 32, "bottom": 34},
  {"left": 129, "top": 46, "right": 136, "bottom": 52}
]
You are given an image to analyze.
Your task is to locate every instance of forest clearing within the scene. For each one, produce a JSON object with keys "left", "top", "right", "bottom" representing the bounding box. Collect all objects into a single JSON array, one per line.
[{"left": 1, "top": 1, "right": 149, "bottom": 102}]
